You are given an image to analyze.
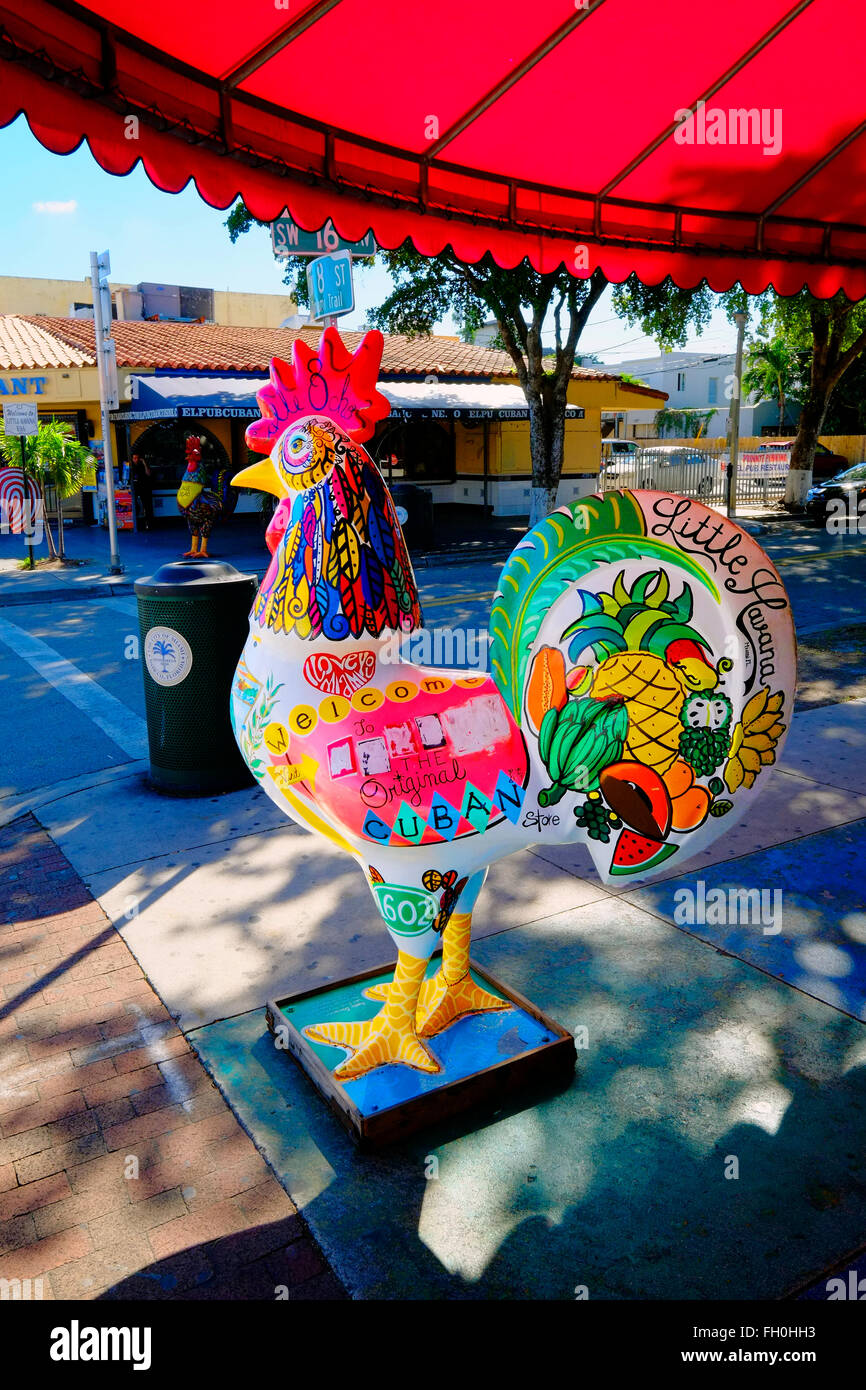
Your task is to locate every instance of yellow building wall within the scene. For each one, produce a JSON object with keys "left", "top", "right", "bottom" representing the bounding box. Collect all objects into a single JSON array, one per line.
[
  {"left": 454, "top": 423, "right": 486, "bottom": 475},
  {"left": 0, "top": 277, "right": 296, "bottom": 327},
  {"left": 456, "top": 411, "right": 617, "bottom": 479},
  {"left": 0, "top": 277, "right": 96, "bottom": 317},
  {"left": 211, "top": 289, "right": 297, "bottom": 327},
  {"left": 465, "top": 377, "right": 666, "bottom": 480}
]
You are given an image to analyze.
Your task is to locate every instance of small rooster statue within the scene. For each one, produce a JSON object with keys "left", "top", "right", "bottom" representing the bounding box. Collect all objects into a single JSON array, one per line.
[
  {"left": 231, "top": 328, "right": 795, "bottom": 1081},
  {"left": 176, "top": 435, "right": 235, "bottom": 557}
]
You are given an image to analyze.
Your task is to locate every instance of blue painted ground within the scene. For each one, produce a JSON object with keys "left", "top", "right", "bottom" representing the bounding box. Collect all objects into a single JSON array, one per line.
[
  {"left": 628, "top": 818, "right": 866, "bottom": 1022},
  {"left": 191, "top": 893, "right": 866, "bottom": 1300},
  {"left": 282, "top": 963, "right": 549, "bottom": 1115}
]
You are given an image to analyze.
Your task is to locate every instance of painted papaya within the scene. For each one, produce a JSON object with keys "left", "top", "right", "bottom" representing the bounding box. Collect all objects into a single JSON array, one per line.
[
  {"left": 599, "top": 760, "right": 672, "bottom": 840},
  {"left": 526, "top": 646, "right": 568, "bottom": 731}
]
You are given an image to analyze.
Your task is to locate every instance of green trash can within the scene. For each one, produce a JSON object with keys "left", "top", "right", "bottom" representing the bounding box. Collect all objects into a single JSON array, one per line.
[{"left": 134, "top": 559, "right": 257, "bottom": 794}]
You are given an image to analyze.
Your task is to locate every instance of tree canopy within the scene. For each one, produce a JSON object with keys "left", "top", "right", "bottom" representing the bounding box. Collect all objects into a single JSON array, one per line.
[
  {"left": 612, "top": 276, "right": 866, "bottom": 503},
  {"left": 226, "top": 204, "right": 607, "bottom": 523}
]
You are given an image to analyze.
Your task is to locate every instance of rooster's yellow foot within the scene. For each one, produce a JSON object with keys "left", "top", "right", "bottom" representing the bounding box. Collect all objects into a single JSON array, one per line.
[
  {"left": 363, "top": 977, "right": 436, "bottom": 1006},
  {"left": 415, "top": 970, "right": 510, "bottom": 1038},
  {"left": 303, "top": 1015, "right": 440, "bottom": 1079}
]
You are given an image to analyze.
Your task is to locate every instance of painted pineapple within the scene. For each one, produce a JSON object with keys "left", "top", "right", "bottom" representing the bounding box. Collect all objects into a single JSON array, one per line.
[{"left": 562, "top": 569, "right": 719, "bottom": 775}]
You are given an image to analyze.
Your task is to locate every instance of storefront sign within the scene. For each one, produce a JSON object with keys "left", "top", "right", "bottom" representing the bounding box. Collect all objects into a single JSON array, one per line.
[
  {"left": 387, "top": 406, "right": 585, "bottom": 422},
  {"left": 110, "top": 407, "right": 177, "bottom": 421},
  {"left": 178, "top": 406, "right": 260, "bottom": 419},
  {"left": 738, "top": 451, "right": 789, "bottom": 478},
  {"left": 0, "top": 377, "right": 47, "bottom": 397}
]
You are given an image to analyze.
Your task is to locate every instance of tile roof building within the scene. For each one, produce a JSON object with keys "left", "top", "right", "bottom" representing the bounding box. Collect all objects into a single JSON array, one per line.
[
  {"left": 6, "top": 315, "right": 664, "bottom": 396},
  {"left": 0, "top": 313, "right": 665, "bottom": 527}
]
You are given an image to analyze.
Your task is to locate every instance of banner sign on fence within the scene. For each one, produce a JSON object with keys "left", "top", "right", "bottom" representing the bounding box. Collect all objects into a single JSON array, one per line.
[{"left": 738, "top": 451, "right": 790, "bottom": 478}]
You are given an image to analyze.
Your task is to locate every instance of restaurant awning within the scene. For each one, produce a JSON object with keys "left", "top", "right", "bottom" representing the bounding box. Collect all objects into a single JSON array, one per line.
[
  {"left": 3, "top": 1, "right": 866, "bottom": 299},
  {"left": 111, "top": 375, "right": 588, "bottom": 422},
  {"left": 112, "top": 375, "right": 265, "bottom": 421}
]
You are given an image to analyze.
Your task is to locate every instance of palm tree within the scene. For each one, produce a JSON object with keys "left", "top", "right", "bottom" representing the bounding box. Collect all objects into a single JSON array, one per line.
[
  {"left": 153, "top": 638, "right": 175, "bottom": 674},
  {"left": 742, "top": 339, "right": 796, "bottom": 434},
  {"left": 0, "top": 418, "right": 94, "bottom": 561}
]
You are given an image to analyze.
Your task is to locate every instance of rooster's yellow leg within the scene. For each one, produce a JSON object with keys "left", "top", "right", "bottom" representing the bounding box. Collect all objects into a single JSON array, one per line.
[
  {"left": 304, "top": 951, "right": 440, "bottom": 1079},
  {"left": 183, "top": 534, "right": 200, "bottom": 558},
  {"left": 198, "top": 537, "right": 210, "bottom": 557},
  {"left": 416, "top": 912, "right": 510, "bottom": 1038}
]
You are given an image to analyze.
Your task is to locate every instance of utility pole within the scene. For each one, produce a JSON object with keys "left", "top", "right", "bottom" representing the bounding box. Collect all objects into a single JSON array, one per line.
[
  {"left": 90, "top": 250, "right": 122, "bottom": 573},
  {"left": 726, "top": 311, "right": 747, "bottom": 520}
]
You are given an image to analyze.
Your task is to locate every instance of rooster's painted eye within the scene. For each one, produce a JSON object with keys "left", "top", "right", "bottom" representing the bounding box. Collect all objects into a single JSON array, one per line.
[{"left": 280, "top": 427, "right": 313, "bottom": 473}]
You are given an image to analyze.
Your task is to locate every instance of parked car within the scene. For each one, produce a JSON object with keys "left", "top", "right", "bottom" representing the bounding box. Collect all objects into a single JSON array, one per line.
[
  {"left": 804, "top": 461, "right": 866, "bottom": 526},
  {"left": 633, "top": 444, "right": 723, "bottom": 498},
  {"left": 600, "top": 441, "right": 722, "bottom": 495},
  {"left": 758, "top": 439, "right": 847, "bottom": 481}
]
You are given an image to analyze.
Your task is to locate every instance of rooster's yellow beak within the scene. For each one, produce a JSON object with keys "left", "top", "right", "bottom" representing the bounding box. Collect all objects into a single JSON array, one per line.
[{"left": 232, "top": 456, "right": 288, "bottom": 498}]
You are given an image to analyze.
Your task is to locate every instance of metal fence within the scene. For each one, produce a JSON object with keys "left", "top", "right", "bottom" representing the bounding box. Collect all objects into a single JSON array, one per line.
[{"left": 599, "top": 441, "right": 787, "bottom": 507}]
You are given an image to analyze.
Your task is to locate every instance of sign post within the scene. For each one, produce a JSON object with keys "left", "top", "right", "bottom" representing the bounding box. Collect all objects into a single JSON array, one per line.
[
  {"left": 90, "top": 250, "right": 122, "bottom": 574},
  {"left": 3, "top": 400, "right": 39, "bottom": 568}
]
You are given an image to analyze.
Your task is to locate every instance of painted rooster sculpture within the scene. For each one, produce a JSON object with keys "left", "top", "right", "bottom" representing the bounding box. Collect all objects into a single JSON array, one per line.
[
  {"left": 230, "top": 329, "right": 796, "bottom": 1081},
  {"left": 177, "top": 435, "right": 236, "bottom": 557}
]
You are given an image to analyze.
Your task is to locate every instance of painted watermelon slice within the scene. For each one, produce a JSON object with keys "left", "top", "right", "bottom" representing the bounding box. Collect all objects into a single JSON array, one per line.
[{"left": 609, "top": 828, "right": 679, "bottom": 876}]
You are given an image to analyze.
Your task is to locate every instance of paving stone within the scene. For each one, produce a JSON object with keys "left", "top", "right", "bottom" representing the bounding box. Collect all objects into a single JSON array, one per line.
[{"left": 0, "top": 814, "right": 337, "bottom": 1301}]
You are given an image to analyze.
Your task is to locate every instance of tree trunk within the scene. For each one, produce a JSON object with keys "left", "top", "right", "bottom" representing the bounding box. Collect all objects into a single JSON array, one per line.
[
  {"left": 527, "top": 387, "right": 567, "bottom": 526},
  {"left": 56, "top": 494, "right": 65, "bottom": 560},
  {"left": 40, "top": 486, "right": 57, "bottom": 559},
  {"left": 786, "top": 392, "right": 827, "bottom": 506},
  {"left": 529, "top": 485, "right": 559, "bottom": 525},
  {"left": 32, "top": 471, "right": 56, "bottom": 559}
]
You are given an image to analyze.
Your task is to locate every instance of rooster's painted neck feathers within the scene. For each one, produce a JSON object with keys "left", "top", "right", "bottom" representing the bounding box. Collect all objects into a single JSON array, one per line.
[{"left": 252, "top": 424, "right": 422, "bottom": 644}]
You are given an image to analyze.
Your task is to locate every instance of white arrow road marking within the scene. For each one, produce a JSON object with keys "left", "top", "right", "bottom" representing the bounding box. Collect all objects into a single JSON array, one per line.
[{"left": 0, "top": 614, "right": 148, "bottom": 760}]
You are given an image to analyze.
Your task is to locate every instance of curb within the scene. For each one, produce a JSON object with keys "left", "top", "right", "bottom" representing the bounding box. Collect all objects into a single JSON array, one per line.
[{"left": 0, "top": 581, "right": 135, "bottom": 607}]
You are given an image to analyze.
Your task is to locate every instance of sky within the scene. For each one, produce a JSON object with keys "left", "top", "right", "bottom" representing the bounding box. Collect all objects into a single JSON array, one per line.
[{"left": 0, "top": 115, "right": 740, "bottom": 364}]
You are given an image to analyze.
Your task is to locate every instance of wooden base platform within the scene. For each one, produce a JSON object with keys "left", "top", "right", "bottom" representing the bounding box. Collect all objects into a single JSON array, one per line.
[{"left": 265, "top": 957, "right": 577, "bottom": 1149}]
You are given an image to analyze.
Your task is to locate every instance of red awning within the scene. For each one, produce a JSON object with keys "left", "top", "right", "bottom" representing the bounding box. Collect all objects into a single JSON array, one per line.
[{"left": 4, "top": 0, "right": 866, "bottom": 298}]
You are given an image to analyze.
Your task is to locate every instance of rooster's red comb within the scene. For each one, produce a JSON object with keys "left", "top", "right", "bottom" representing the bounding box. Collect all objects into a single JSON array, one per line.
[{"left": 245, "top": 327, "right": 390, "bottom": 453}]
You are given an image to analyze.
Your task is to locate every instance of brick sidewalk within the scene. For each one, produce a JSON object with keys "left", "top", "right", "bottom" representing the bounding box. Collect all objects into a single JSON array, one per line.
[{"left": 0, "top": 814, "right": 346, "bottom": 1300}]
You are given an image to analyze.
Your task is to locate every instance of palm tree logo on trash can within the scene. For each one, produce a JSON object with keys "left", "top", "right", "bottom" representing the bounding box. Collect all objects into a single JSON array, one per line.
[{"left": 144, "top": 626, "right": 193, "bottom": 687}]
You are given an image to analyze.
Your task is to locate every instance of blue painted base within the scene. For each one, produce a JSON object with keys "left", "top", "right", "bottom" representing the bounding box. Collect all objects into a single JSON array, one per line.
[
  {"left": 267, "top": 958, "right": 576, "bottom": 1147},
  {"left": 283, "top": 962, "right": 554, "bottom": 1117}
]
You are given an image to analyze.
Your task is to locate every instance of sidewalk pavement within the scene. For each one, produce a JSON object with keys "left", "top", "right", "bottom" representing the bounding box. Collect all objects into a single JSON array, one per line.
[
  {"left": 0, "top": 813, "right": 345, "bottom": 1300},
  {"left": 2, "top": 698, "right": 864, "bottom": 1298},
  {"left": 3, "top": 515, "right": 866, "bottom": 1298}
]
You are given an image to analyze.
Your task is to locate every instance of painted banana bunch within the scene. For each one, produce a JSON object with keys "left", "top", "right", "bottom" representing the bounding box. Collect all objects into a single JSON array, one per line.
[{"left": 538, "top": 696, "right": 629, "bottom": 805}]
